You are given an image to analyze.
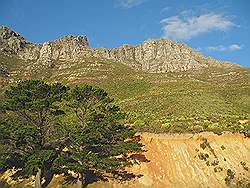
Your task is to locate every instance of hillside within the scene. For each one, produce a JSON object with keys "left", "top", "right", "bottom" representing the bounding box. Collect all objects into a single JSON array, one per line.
[
  {"left": 0, "top": 26, "right": 250, "bottom": 134},
  {"left": 0, "top": 51, "right": 249, "bottom": 134}
]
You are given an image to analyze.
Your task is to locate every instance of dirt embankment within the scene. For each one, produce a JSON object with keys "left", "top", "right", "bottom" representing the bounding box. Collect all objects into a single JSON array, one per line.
[
  {"left": 92, "top": 132, "right": 250, "bottom": 188},
  {"left": 2, "top": 132, "right": 250, "bottom": 188}
]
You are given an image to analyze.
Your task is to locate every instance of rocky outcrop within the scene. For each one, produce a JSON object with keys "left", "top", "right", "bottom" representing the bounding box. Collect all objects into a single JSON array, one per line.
[
  {"left": 37, "top": 35, "right": 89, "bottom": 63},
  {"left": 106, "top": 39, "right": 238, "bottom": 72},
  {"left": 0, "top": 26, "right": 239, "bottom": 73},
  {"left": 106, "top": 40, "right": 231, "bottom": 72},
  {"left": 0, "top": 25, "right": 33, "bottom": 54}
]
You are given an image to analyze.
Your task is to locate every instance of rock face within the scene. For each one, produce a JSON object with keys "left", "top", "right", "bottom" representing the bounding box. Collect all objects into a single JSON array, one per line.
[
  {"left": 38, "top": 35, "right": 89, "bottom": 61},
  {"left": 106, "top": 40, "right": 236, "bottom": 72},
  {"left": 0, "top": 26, "right": 239, "bottom": 72},
  {"left": 0, "top": 25, "right": 32, "bottom": 54}
]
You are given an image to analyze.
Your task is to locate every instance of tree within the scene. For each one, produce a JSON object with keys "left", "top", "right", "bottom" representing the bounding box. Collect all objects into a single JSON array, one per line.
[
  {"left": 0, "top": 81, "right": 143, "bottom": 188},
  {"left": 0, "top": 80, "right": 68, "bottom": 188},
  {"left": 60, "top": 85, "right": 143, "bottom": 187}
]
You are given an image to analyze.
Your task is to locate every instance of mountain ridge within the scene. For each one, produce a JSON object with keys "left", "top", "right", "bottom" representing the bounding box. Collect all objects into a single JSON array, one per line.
[{"left": 0, "top": 25, "right": 239, "bottom": 73}]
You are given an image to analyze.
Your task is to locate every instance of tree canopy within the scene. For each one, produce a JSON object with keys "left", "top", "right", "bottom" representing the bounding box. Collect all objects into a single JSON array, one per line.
[{"left": 0, "top": 80, "right": 143, "bottom": 188}]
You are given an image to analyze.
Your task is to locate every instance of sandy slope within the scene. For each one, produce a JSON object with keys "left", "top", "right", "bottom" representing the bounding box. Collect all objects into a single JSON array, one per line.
[{"left": 91, "top": 132, "right": 250, "bottom": 188}]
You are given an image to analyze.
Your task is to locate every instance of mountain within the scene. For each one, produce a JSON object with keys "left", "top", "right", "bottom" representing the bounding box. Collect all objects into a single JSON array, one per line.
[
  {"left": 0, "top": 26, "right": 250, "bottom": 188},
  {"left": 0, "top": 26, "right": 238, "bottom": 73},
  {"left": 0, "top": 25, "right": 249, "bottom": 133}
]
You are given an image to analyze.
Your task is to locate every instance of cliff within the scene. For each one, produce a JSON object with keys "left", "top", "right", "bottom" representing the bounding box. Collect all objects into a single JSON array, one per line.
[{"left": 0, "top": 26, "right": 239, "bottom": 73}]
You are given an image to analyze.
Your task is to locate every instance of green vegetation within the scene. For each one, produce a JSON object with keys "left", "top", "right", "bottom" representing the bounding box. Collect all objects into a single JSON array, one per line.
[
  {"left": 0, "top": 53, "right": 249, "bottom": 134},
  {"left": 0, "top": 80, "right": 142, "bottom": 187}
]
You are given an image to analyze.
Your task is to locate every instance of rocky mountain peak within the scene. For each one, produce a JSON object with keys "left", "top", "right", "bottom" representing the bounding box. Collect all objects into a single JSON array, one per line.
[
  {"left": 54, "top": 35, "right": 89, "bottom": 47},
  {"left": 35, "top": 35, "right": 89, "bottom": 63},
  {"left": 0, "top": 26, "right": 239, "bottom": 72},
  {"left": 0, "top": 25, "right": 32, "bottom": 54},
  {"left": 0, "top": 26, "right": 26, "bottom": 41},
  {"left": 106, "top": 38, "right": 238, "bottom": 72}
]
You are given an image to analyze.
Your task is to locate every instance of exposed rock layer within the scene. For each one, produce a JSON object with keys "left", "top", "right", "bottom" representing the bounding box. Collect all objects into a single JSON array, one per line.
[
  {"left": 0, "top": 26, "right": 239, "bottom": 72},
  {"left": 91, "top": 132, "right": 250, "bottom": 188}
]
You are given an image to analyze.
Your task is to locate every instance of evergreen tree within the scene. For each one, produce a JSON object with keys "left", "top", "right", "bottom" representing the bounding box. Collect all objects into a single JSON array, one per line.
[
  {"left": 0, "top": 81, "right": 143, "bottom": 188},
  {"left": 0, "top": 80, "right": 68, "bottom": 188},
  {"left": 59, "top": 85, "right": 143, "bottom": 187}
]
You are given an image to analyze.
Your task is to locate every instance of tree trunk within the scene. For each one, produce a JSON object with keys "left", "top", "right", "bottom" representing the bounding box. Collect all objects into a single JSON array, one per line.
[
  {"left": 41, "top": 171, "right": 53, "bottom": 188},
  {"left": 35, "top": 168, "right": 42, "bottom": 188},
  {"left": 77, "top": 173, "right": 88, "bottom": 188}
]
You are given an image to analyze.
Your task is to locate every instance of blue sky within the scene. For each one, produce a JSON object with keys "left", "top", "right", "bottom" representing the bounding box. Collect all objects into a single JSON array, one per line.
[{"left": 0, "top": 0, "right": 249, "bottom": 67}]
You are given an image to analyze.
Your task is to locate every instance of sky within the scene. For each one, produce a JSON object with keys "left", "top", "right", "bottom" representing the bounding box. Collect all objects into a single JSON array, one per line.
[{"left": 0, "top": 0, "right": 249, "bottom": 67}]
